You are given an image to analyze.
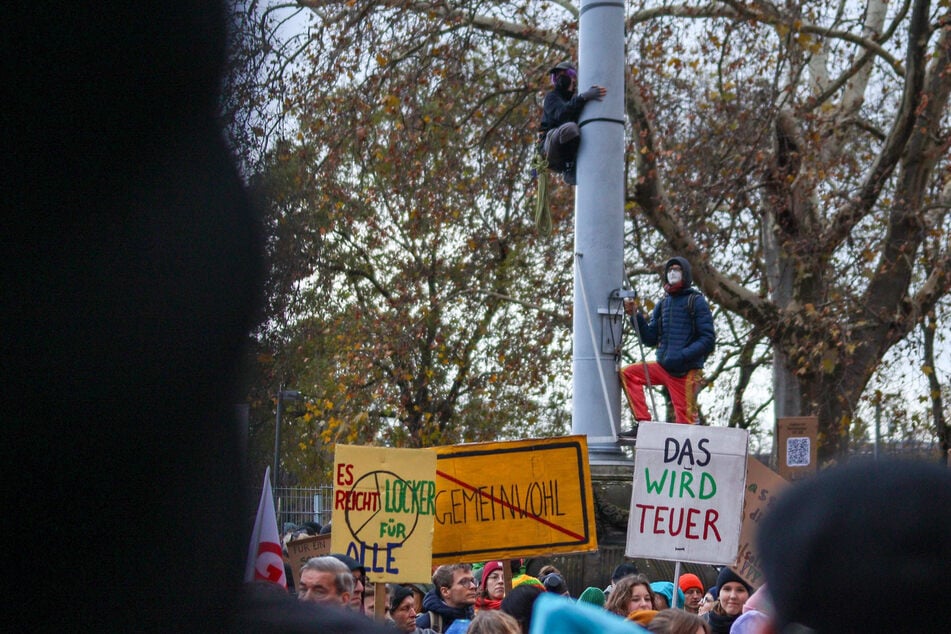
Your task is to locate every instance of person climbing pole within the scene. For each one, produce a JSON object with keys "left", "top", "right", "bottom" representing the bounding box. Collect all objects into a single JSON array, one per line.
[{"left": 538, "top": 62, "right": 606, "bottom": 186}]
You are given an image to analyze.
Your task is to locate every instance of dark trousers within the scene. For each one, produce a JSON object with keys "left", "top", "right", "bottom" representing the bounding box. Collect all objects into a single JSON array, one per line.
[{"left": 543, "top": 122, "right": 580, "bottom": 172}]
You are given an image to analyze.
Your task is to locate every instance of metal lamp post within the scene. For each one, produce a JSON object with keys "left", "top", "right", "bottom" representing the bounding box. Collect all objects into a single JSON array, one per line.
[{"left": 272, "top": 387, "right": 302, "bottom": 489}]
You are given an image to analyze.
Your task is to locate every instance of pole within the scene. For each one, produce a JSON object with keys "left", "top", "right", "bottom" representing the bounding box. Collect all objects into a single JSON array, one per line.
[
  {"left": 571, "top": 0, "right": 628, "bottom": 463},
  {"left": 273, "top": 387, "right": 285, "bottom": 489},
  {"left": 671, "top": 561, "right": 681, "bottom": 609}
]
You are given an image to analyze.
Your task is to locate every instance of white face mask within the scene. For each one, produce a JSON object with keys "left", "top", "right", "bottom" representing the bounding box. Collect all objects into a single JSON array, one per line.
[{"left": 667, "top": 269, "right": 682, "bottom": 285}]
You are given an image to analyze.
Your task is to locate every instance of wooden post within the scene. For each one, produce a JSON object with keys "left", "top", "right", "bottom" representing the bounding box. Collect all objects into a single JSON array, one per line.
[{"left": 373, "top": 581, "right": 387, "bottom": 620}]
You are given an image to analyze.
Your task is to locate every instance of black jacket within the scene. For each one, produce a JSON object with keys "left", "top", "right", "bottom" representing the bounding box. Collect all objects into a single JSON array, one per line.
[{"left": 538, "top": 85, "right": 588, "bottom": 146}]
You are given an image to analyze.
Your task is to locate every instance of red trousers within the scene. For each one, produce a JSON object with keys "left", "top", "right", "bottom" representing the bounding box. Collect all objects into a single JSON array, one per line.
[{"left": 619, "top": 362, "right": 701, "bottom": 424}]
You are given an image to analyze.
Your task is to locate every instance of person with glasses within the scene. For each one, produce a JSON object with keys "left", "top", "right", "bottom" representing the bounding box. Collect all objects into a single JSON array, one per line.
[{"left": 416, "top": 564, "right": 477, "bottom": 633}]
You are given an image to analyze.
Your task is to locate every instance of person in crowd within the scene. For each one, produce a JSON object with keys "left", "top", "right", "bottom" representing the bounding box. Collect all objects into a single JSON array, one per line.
[
  {"left": 605, "top": 574, "right": 655, "bottom": 618},
  {"left": 646, "top": 608, "right": 710, "bottom": 634},
  {"left": 537, "top": 61, "right": 607, "bottom": 185},
  {"left": 618, "top": 256, "right": 715, "bottom": 436},
  {"left": 604, "top": 561, "right": 640, "bottom": 597},
  {"left": 467, "top": 610, "right": 522, "bottom": 634},
  {"left": 542, "top": 572, "right": 571, "bottom": 597},
  {"left": 476, "top": 561, "right": 506, "bottom": 611},
  {"left": 331, "top": 554, "right": 367, "bottom": 614},
  {"left": 239, "top": 580, "right": 392, "bottom": 633},
  {"left": 510, "top": 559, "right": 543, "bottom": 588},
  {"left": 364, "top": 582, "right": 393, "bottom": 619},
  {"left": 391, "top": 585, "right": 436, "bottom": 634},
  {"left": 537, "top": 564, "right": 562, "bottom": 579},
  {"left": 649, "top": 582, "right": 684, "bottom": 610},
  {"left": 297, "top": 556, "right": 354, "bottom": 607},
  {"left": 3, "top": 4, "right": 392, "bottom": 631},
  {"left": 417, "top": 564, "right": 478, "bottom": 633},
  {"left": 577, "top": 586, "right": 606, "bottom": 608},
  {"left": 699, "top": 568, "right": 750, "bottom": 634},
  {"left": 757, "top": 459, "right": 951, "bottom": 633},
  {"left": 697, "top": 590, "right": 715, "bottom": 617},
  {"left": 500, "top": 584, "right": 544, "bottom": 634},
  {"left": 332, "top": 553, "right": 368, "bottom": 614},
  {"left": 677, "top": 574, "right": 705, "bottom": 614}
]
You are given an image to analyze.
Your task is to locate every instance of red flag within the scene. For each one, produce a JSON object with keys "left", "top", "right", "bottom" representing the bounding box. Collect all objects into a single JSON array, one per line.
[{"left": 244, "top": 467, "right": 287, "bottom": 588}]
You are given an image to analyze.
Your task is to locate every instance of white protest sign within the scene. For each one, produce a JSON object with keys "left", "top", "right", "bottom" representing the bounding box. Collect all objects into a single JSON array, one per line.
[{"left": 625, "top": 422, "right": 748, "bottom": 564}]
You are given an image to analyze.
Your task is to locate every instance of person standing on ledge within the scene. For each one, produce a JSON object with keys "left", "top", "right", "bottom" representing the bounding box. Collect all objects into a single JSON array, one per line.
[
  {"left": 538, "top": 61, "right": 606, "bottom": 185},
  {"left": 618, "top": 256, "right": 715, "bottom": 438}
]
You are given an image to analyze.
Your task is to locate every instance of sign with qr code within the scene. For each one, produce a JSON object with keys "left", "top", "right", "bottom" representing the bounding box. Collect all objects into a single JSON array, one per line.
[
  {"left": 625, "top": 423, "right": 749, "bottom": 565},
  {"left": 777, "top": 417, "right": 818, "bottom": 480}
]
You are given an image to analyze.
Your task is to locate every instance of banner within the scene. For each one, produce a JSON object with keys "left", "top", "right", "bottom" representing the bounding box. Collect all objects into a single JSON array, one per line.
[
  {"left": 734, "top": 457, "right": 787, "bottom": 588},
  {"left": 625, "top": 423, "right": 748, "bottom": 564},
  {"left": 286, "top": 533, "right": 331, "bottom": 587},
  {"left": 431, "top": 436, "right": 598, "bottom": 563},
  {"left": 245, "top": 467, "right": 287, "bottom": 587},
  {"left": 331, "top": 445, "right": 437, "bottom": 583}
]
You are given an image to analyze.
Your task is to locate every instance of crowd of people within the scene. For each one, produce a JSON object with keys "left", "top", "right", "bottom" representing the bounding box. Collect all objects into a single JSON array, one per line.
[
  {"left": 268, "top": 550, "right": 760, "bottom": 634},
  {"left": 249, "top": 458, "right": 951, "bottom": 634}
]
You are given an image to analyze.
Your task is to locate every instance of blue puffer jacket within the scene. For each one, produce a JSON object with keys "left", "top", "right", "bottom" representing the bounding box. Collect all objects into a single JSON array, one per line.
[{"left": 634, "top": 256, "right": 716, "bottom": 376}]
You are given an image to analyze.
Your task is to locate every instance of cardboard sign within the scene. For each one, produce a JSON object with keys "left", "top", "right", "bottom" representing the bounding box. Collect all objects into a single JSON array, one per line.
[
  {"left": 733, "top": 457, "right": 787, "bottom": 589},
  {"left": 626, "top": 423, "right": 748, "bottom": 564},
  {"left": 331, "top": 445, "right": 437, "bottom": 583},
  {"left": 431, "top": 436, "right": 598, "bottom": 563},
  {"left": 286, "top": 534, "right": 331, "bottom": 587},
  {"left": 776, "top": 417, "right": 818, "bottom": 481}
]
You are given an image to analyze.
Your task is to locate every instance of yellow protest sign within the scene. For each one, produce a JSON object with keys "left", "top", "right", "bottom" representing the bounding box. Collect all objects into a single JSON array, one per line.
[
  {"left": 431, "top": 436, "right": 598, "bottom": 564},
  {"left": 331, "top": 445, "right": 437, "bottom": 583}
]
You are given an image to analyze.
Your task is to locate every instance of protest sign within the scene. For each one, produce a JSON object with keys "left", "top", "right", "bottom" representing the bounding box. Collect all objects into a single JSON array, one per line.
[
  {"left": 286, "top": 534, "right": 331, "bottom": 587},
  {"left": 776, "top": 416, "right": 818, "bottom": 481},
  {"left": 733, "top": 457, "right": 787, "bottom": 589},
  {"left": 331, "top": 445, "right": 437, "bottom": 583},
  {"left": 626, "top": 423, "right": 748, "bottom": 564},
  {"left": 431, "top": 435, "right": 598, "bottom": 563}
]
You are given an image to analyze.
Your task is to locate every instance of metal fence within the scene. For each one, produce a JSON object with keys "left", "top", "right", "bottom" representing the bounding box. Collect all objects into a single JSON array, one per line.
[{"left": 274, "top": 485, "right": 334, "bottom": 532}]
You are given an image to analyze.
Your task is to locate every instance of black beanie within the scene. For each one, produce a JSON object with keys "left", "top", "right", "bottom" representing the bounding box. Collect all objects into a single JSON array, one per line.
[
  {"left": 757, "top": 459, "right": 951, "bottom": 633},
  {"left": 714, "top": 567, "right": 752, "bottom": 595}
]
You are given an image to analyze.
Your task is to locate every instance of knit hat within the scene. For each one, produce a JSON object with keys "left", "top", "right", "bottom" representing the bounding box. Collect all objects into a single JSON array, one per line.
[
  {"left": 677, "top": 573, "right": 703, "bottom": 594},
  {"left": 480, "top": 561, "right": 504, "bottom": 593},
  {"left": 542, "top": 573, "right": 569, "bottom": 596},
  {"left": 331, "top": 553, "right": 366, "bottom": 577},
  {"left": 648, "top": 582, "right": 684, "bottom": 609},
  {"left": 713, "top": 567, "right": 751, "bottom": 596},
  {"left": 577, "top": 587, "right": 605, "bottom": 608},
  {"left": 757, "top": 459, "right": 951, "bottom": 633}
]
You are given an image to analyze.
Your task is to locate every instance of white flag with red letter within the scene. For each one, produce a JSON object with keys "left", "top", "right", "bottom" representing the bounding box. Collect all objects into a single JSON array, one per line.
[{"left": 244, "top": 467, "right": 287, "bottom": 588}]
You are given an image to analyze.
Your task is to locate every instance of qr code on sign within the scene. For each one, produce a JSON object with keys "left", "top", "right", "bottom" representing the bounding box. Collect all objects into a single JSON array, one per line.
[{"left": 786, "top": 437, "right": 811, "bottom": 467}]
